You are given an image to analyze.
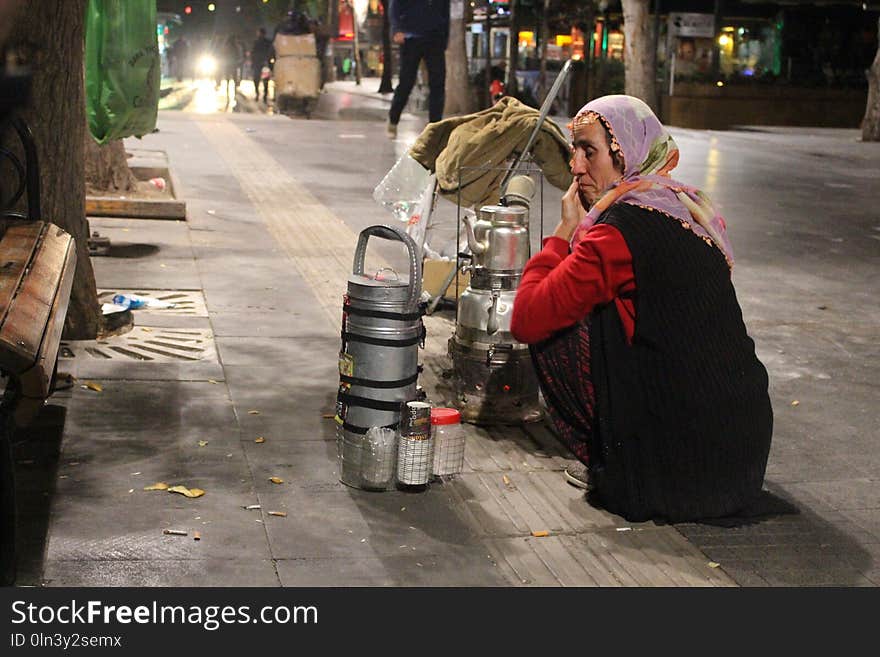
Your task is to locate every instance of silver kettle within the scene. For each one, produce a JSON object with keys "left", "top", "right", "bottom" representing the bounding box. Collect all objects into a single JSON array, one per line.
[{"left": 462, "top": 204, "right": 530, "bottom": 273}]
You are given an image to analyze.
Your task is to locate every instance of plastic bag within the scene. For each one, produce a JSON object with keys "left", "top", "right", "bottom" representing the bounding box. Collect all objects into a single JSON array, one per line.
[
  {"left": 373, "top": 152, "right": 436, "bottom": 258},
  {"left": 372, "top": 152, "right": 433, "bottom": 223},
  {"left": 85, "top": 0, "right": 160, "bottom": 145}
]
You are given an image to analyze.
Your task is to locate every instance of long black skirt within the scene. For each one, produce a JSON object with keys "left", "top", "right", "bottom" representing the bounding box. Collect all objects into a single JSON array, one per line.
[{"left": 529, "top": 320, "right": 594, "bottom": 466}]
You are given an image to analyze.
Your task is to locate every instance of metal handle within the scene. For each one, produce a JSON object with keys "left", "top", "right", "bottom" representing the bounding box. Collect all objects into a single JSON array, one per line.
[
  {"left": 353, "top": 224, "right": 422, "bottom": 310},
  {"left": 486, "top": 290, "right": 500, "bottom": 336}
]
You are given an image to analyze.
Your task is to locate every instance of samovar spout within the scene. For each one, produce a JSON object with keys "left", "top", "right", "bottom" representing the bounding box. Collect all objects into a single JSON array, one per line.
[{"left": 463, "top": 213, "right": 488, "bottom": 255}]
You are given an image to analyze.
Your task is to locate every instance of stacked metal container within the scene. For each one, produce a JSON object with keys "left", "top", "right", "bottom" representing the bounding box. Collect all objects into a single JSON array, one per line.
[
  {"left": 336, "top": 225, "right": 424, "bottom": 490},
  {"left": 448, "top": 183, "right": 543, "bottom": 425}
]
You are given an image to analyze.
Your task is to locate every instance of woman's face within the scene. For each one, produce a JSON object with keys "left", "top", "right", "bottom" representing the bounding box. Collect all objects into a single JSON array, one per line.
[{"left": 570, "top": 120, "right": 623, "bottom": 207}]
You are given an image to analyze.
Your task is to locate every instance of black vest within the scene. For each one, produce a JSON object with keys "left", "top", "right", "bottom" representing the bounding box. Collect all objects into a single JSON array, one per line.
[{"left": 589, "top": 203, "right": 773, "bottom": 522}]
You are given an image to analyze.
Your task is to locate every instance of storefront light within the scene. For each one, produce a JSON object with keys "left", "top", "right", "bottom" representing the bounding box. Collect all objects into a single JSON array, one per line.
[
  {"left": 556, "top": 35, "right": 572, "bottom": 47},
  {"left": 718, "top": 34, "right": 731, "bottom": 47}
]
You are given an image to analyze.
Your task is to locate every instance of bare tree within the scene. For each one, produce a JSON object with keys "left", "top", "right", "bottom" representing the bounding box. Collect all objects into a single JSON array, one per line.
[
  {"left": 862, "top": 17, "right": 880, "bottom": 142},
  {"left": 12, "top": 0, "right": 101, "bottom": 339},
  {"left": 444, "top": 0, "right": 477, "bottom": 116},
  {"left": 621, "top": 0, "right": 657, "bottom": 111}
]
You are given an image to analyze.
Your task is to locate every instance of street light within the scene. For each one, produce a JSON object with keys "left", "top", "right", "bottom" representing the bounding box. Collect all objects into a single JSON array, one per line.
[{"left": 208, "top": 3, "right": 215, "bottom": 11}]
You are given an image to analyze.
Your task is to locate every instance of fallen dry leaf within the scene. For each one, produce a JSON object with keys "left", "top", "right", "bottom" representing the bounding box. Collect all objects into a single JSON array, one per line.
[
  {"left": 268, "top": 511, "right": 287, "bottom": 517},
  {"left": 321, "top": 413, "right": 335, "bottom": 419},
  {"left": 255, "top": 437, "right": 265, "bottom": 444},
  {"left": 83, "top": 381, "right": 103, "bottom": 392},
  {"left": 791, "top": 400, "right": 800, "bottom": 406},
  {"left": 144, "top": 482, "right": 170, "bottom": 491},
  {"left": 531, "top": 530, "right": 550, "bottom": 538},
  {"left": 248, "top": 410, "right": 260, "bottom": 415},
  {"left": 198, "top": 440, "right": 209, "bottom": 447},
  {"left": 708, "top": 562, "right": 720, "bottom": 569},
  {"left": 141, "top": 327, "right": 152, "bottom": 332},
  {"left": 208, "top": 379, "right": 219, "bottom": 384},
  {"left": 167, "top": 485, "right": 205, "bottom": 498},
  {"left": 269, "top": 477, "right": 284, "bottom": 485},
  {"left": 163, "top": 529, "right": 187, "bottom": 536}
]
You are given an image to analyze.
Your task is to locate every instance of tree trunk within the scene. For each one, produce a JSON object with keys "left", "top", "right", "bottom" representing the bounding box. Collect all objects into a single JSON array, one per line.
[
  {"left": 378, "top": 0, "right": 393, "bottom": 93},
  {"left": 621, "top": 0, "right": 657, "bottom": 111},
  {"left": 862, "top": 18, "right": 880, "bottom": 142},
  {"left": 84, "top": 138, "right": 137, "bottom": 195},
  {"left": 538, "top": 0, "right": 550, "bottom": 103},
  {"left": 505, "top": 0, "right": 519, "bottom": 97},
  {"left": 444, "top": 0, "right": 476, "bottom": 116},
  {"left": 351, "top": 1, "right": 362, "bottom": 84},
  {"left": 12, "top": 0, "right": 101, "bottom": 340}
]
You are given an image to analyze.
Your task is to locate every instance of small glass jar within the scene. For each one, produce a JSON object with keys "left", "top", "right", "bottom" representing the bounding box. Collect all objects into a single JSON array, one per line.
[{"left": 431, "top": 407, "right": 465, "bottom": 476}]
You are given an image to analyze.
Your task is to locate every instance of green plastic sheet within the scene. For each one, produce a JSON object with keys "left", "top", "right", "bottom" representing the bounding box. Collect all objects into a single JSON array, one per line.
[{"left": 85, "top": 0, "right": 159, "bottom": 144}]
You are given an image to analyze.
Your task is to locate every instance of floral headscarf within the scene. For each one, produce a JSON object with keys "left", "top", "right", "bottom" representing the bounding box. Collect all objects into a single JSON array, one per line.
[{"left": 570, "top": 95, "right": 733, "bottom": 267}]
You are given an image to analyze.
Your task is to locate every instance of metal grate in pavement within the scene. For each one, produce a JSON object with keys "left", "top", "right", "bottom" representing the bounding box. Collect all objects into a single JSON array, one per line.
[
  {"left": 60, "top": 327, "right": 217, "bottom": 363},
  {"left": 98, "top": 289, "right": 208, "bottom": 316}
]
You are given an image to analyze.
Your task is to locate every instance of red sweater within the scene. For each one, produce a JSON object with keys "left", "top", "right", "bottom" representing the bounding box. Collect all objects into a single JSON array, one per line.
[{"left": 510, "top": 224, "right": 636, "bottom": 344}]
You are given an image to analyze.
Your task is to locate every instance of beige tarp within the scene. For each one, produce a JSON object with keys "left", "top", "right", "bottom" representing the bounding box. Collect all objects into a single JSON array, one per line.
[{"left": 408, "top": 96, "right": 572, "bottom": 209}]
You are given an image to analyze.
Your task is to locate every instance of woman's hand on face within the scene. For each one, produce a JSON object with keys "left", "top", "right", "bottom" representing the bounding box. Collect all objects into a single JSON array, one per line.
[{"left": 554, "top": 178, "right": 585, "bottom": 240}]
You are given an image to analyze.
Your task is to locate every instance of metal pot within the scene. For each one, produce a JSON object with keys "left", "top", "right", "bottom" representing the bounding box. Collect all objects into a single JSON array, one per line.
[{"left": 463, "top": 205, "right": 530, "bottom": 273}]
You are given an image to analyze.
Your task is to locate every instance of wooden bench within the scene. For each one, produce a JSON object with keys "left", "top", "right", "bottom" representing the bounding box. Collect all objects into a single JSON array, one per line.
[
  {"left": 0, "top": 111, "right": 78, "bottom": 584},
  {"left": 0, "top": 219, "right": 76, "bottom": 585},
  {"left": 0, "top": 220, "right": 77, "bottom": 425}
]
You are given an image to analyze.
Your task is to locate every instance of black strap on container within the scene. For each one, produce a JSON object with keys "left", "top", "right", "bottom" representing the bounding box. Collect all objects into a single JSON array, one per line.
[
  {"left": 343, "top": 302, "right": 423, "bottom": 322},
  {"left": 342, "top": 420, "right": 399, "bottom": 435},
  {"left": 337, "top": 392, "right": 403, "bottom": 412},
  {"left": 341, "top": 330, "right": 423, "bottom": 348},
  {"left": 340, "top": 371, "right": 419, "bottom": 389}
]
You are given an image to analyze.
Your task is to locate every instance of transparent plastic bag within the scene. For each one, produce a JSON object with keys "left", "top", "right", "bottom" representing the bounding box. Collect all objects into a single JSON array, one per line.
[
  {"left": 372, "top": 152, "right": 433, "bottom": 223},
  {"left": 361, "top": 427, "right": 398, "bottom": 490}
]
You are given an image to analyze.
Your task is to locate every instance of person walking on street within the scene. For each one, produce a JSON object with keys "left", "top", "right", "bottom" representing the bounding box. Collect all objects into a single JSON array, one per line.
[
  {"left": 217, "top": 34, "right": 243, "bottom": 102},
  {"left": 250, "top": 27, "right": 274, "bottom": 103},
  {"left": 386, "top": 0, "right": 450, "bottom": 138},
  {"left": 510, "top": 95, "right": 773, "bottom": 523}
]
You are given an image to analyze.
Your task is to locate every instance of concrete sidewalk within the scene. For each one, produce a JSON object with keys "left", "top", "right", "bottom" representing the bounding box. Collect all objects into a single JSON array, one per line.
[{"left": 10, "top": 90, "right": 880, "bottom": 587}]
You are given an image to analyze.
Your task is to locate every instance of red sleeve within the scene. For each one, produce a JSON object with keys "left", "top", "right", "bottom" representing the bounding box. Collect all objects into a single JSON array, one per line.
[{"left": 510, "top": 224, "right": 635, "bottom": 344}]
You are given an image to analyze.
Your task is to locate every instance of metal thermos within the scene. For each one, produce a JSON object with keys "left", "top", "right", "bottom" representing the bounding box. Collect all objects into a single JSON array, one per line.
[
  {"left": 336, "top": 225, "right": 425, "bottom": 490},
  {"left": 449, "top": 192, "right": 542, "bottom": 425}
]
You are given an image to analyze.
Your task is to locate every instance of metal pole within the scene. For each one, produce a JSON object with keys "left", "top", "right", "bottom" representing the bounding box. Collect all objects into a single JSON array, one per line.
[{"left": 499, "top": 58, "right": 572, "bottom": 197}]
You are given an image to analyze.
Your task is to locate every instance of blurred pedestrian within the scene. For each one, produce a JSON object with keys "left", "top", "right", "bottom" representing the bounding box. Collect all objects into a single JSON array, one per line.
[
  {"left": 511, "top": 95, "right": 773, "bottom": 523},
  {"left": 216, "top": 34, "right": 242, "bottom": 101},
  {"left": 386, "top": 0, "right": 450, "bottom": 138},
  {"left": 169, "top": 36, "right": 190, "bottom": 82},
  {"left": 250, "top": 27, "right": 274, "bottom": 103}
]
